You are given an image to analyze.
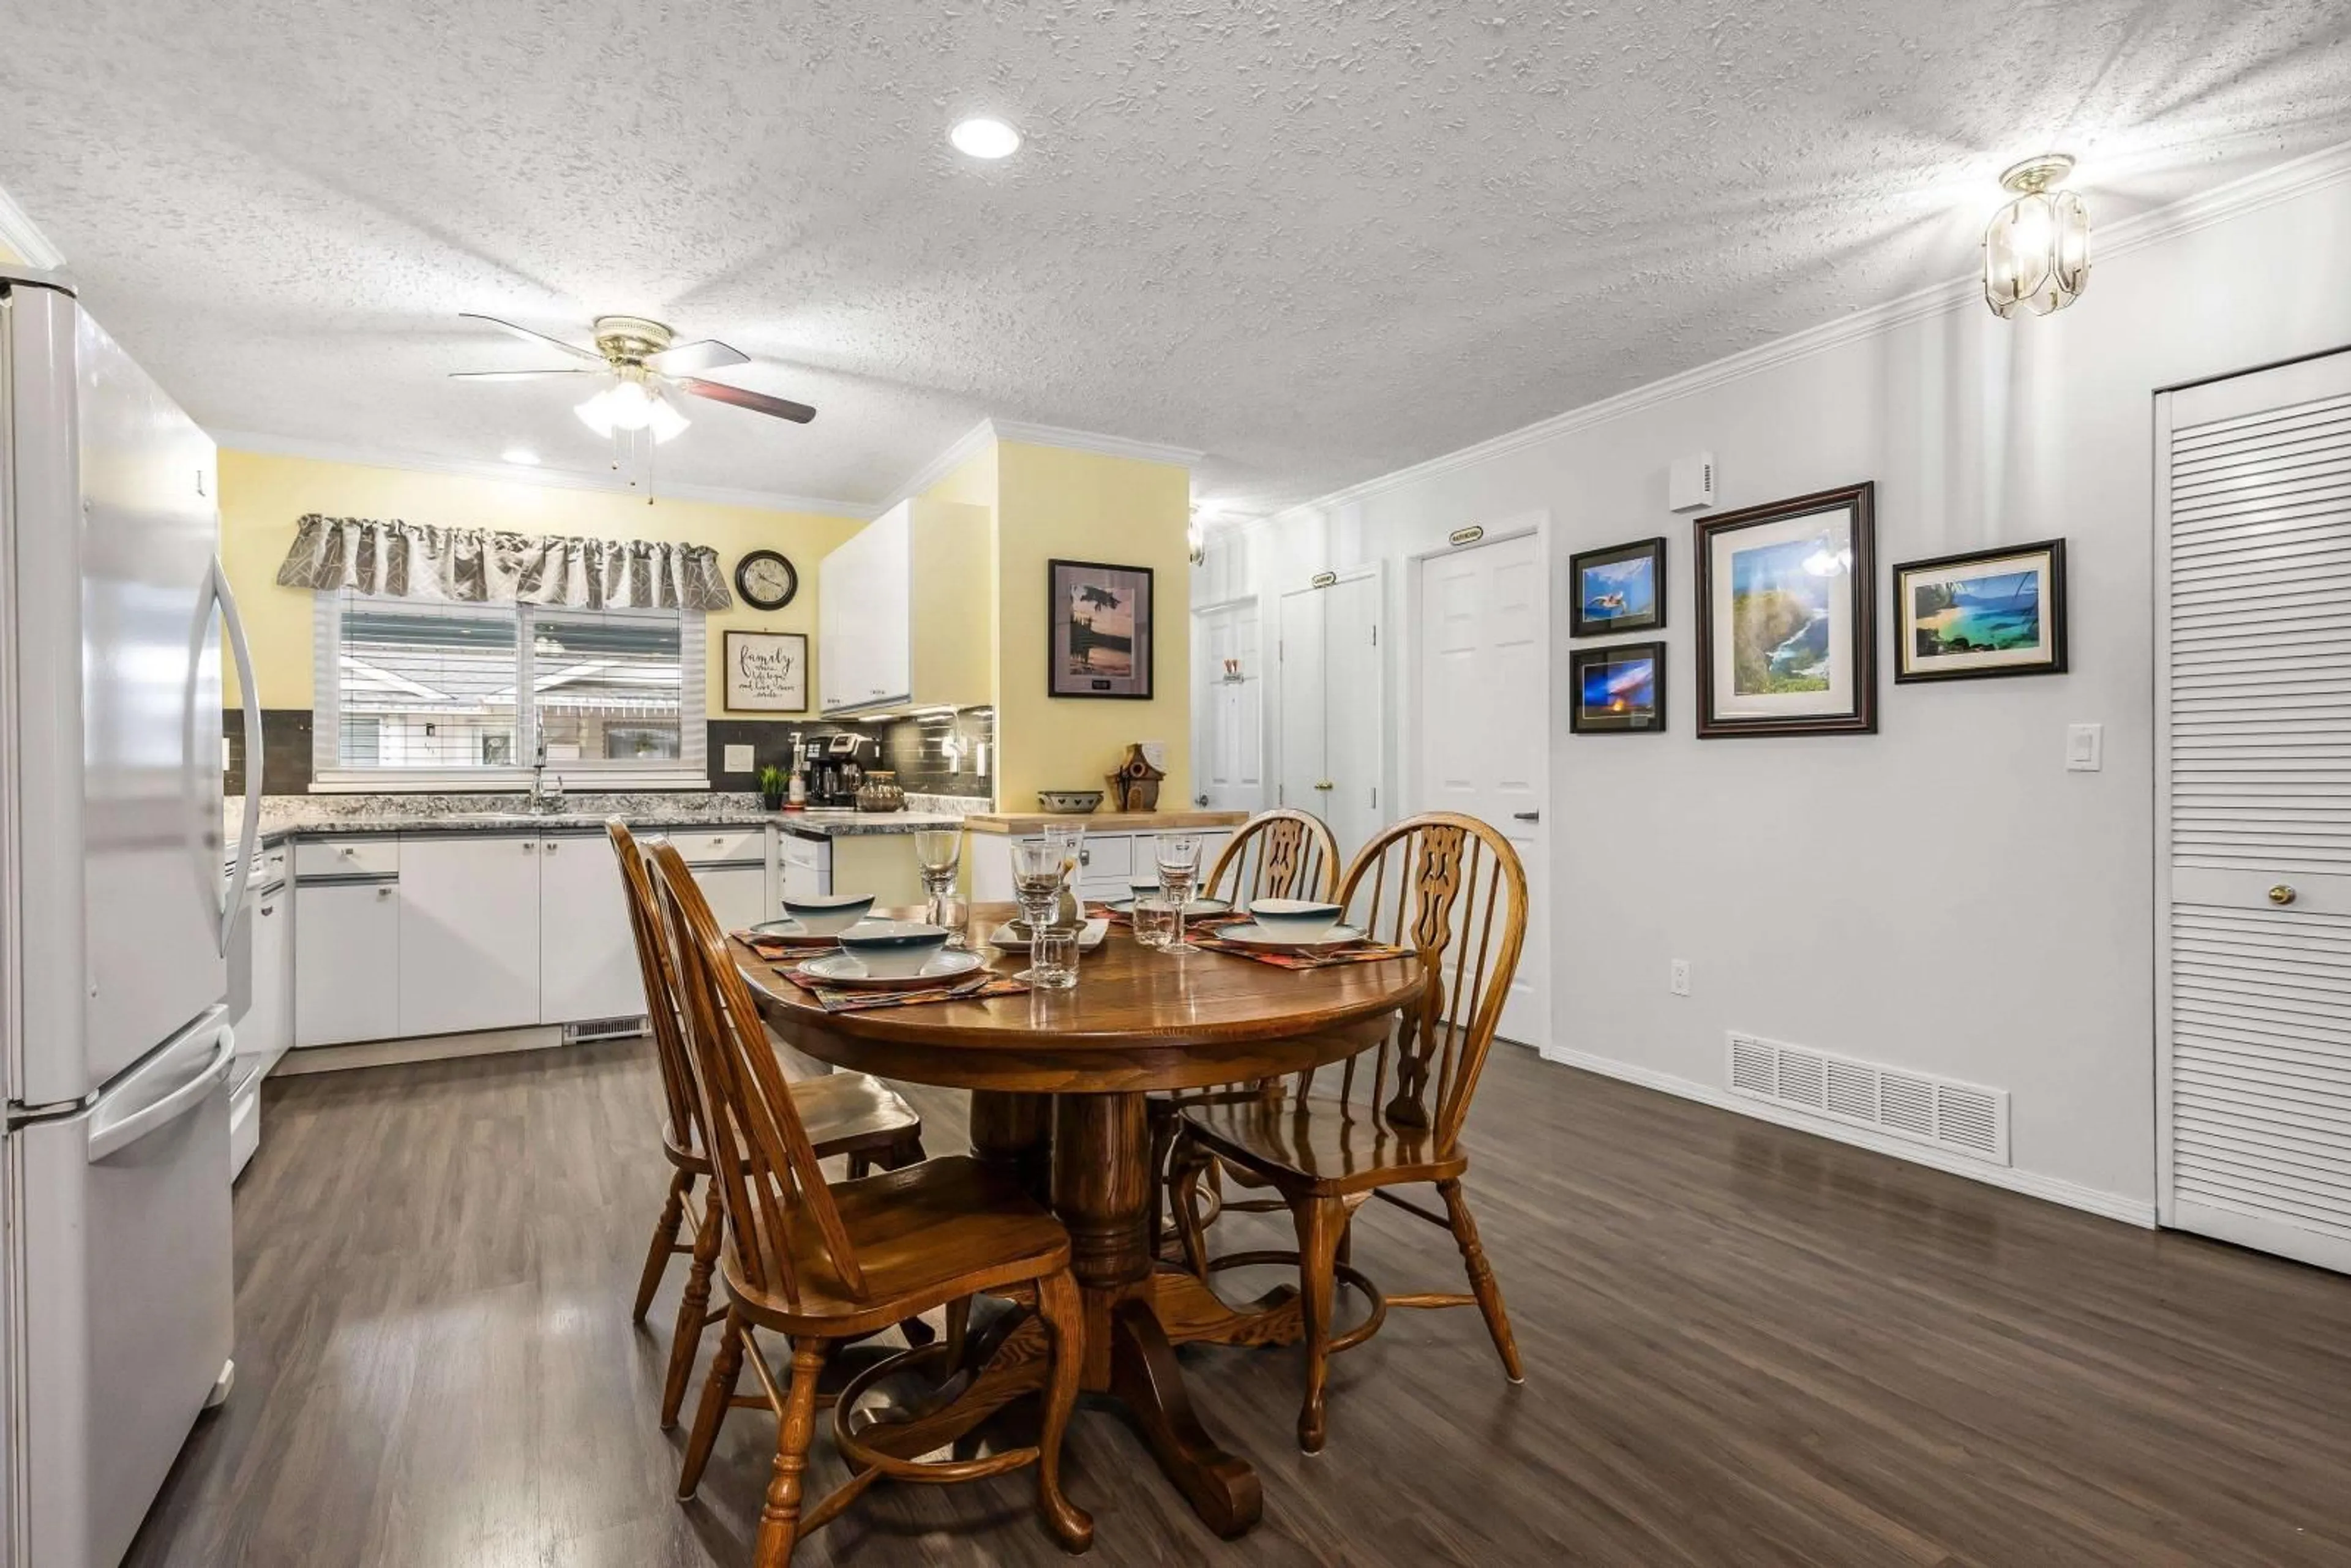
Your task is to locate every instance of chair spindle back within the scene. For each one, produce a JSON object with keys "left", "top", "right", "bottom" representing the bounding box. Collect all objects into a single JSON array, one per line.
[
  {"left": 1202, "top": 808, "right": 1341, "bottom": 909},
  {"left": 606, "top": 820, "right": 706, "bottom": 1155},
  {"left": 647, "top": 841, "right": 867, "bottom": 1308},
  {"left": 1307, "top": 813, "right": 1526, "bottom": 1155}
]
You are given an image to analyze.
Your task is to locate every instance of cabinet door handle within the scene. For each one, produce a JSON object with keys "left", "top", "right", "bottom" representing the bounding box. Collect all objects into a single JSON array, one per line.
[
  {"left": 338, "top": 845, "right": 356, "bottom": 857},
  {"left": 1513, "top": 811, "right": 1541, "bottom": 822},
  {"left": 375, "top": 886, "right": 394, "bottom": 900},
  {"left": 544, "top": 841, "right": 560, "bottom": 853},
  {"left": 2270, "top": 884, "right": 2298, "bottom": 906},
  {"left": 523, "top": 840, "right": 536, "bottom": 852},
  {"left": 260, "top": 903, "right": 276, "bottom": 917}
]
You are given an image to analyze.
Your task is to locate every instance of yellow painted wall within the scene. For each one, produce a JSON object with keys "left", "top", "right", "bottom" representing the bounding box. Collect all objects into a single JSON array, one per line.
[
  {"left": 217, "top": 448, "right": 862, "bottom": 715},
  {"left": 991, "top": 441, "right": 1191, "bottom": 809}
]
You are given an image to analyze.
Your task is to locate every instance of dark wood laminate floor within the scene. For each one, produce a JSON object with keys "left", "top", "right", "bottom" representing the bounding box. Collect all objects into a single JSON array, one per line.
[{"left": 127, "top": 1039, "right": 2351, "bottom": 1567}]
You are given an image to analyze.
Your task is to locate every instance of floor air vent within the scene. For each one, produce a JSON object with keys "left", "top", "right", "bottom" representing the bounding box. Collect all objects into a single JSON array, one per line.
[
  {"left": 1725, "top": 1033, "right": 2009, "bottom": 1165},
  {"left": 564, "top": 1015, "right": 649, "bottom": 1045}
]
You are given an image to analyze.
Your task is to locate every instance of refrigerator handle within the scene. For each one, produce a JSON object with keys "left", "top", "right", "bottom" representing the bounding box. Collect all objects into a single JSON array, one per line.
[
  {"left": 215, "top": 558, "right": 263, "bottom": 956},
  {"left": 86, "top": 1021, "right": 234, "bottom": 1162}
]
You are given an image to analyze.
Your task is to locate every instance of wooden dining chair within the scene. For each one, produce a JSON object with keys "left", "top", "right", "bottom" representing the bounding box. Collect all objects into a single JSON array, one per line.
[
  {"left": 607, "top": 821, "right": 926, "bottom": 1431},
  {"left": 1146, "top": 808, "right": 1343, "bottom": 1253},
  {"left": 648, "top": 842, "right": 1093, "bottom": 1565},
  {"left": 1168, "top": 811, "right": 1528, "bottom": 1453}
]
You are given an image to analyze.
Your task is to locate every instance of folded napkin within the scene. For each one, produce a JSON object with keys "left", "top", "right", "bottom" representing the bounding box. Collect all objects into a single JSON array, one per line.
[
  {"left": 770, "top": 964, "right": 1032, "bottom": 1013},
  {"left": 1188, "top": 934, "right": 1419, "bottom": 971}
]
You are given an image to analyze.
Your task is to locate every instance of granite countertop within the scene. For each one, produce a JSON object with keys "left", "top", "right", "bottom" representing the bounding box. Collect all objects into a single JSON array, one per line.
[
  {"left": 228, "top": 793, "right": 969, "bottom": 853},
  {"left": 770, "top": 809, "right": 963, "bottom": 839},
  {"left": 963, "top": 808, "right": 1249, "bottom": 835}
]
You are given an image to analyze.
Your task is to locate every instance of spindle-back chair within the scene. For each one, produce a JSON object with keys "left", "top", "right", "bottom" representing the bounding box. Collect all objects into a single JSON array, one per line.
[{"left": 1169, "top": 811, "right": 1528, "bottom": 1452}]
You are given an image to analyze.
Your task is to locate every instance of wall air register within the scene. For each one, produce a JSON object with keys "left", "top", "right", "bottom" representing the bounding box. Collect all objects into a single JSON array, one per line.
[{"left": 1727, "top": 1032, "right": 2010, "bottom": 1165}]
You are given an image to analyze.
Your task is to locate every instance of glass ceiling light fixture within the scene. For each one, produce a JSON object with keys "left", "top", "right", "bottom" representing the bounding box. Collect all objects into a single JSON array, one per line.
[
  {"left": 1187, "top": 505, "right": 1208, "bottom": 566},
  {"left": 1983, "top": 154, "right": 2091, "bottom": 319},
  {"left": 950, "top": 116, "right": 1022, "bottom": 160}
]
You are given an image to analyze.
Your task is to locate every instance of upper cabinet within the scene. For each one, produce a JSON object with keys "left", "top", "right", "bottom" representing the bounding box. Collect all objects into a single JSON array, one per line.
[{"left": 817, "top": 498, "right": 990, "bottom": 715}]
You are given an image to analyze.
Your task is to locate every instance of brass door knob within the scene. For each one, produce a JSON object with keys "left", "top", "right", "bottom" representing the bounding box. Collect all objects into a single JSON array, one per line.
[
  {"left": 2269, "top": 884, "right": 2298, "bottom": 906},
  {"left": 1314, "top": 779, "right": 1334, "bottom": 791}
]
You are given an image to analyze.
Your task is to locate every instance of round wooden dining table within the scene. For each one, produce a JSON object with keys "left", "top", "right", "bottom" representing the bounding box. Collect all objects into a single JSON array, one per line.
[{"left": 731, "top": 902, "right": 1427, "bottom": 1538}]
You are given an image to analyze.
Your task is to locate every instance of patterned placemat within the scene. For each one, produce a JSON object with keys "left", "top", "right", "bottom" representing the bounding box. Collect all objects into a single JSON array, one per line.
[
  {"left": 737, "top": 931, "right": 841, "bottom": 961},
  {"left": 766, "top": 960, "right": 1033, "bottom": 1013},
  {"left": 1186, "top": 934, "right": 1419, "bottom": 971}
]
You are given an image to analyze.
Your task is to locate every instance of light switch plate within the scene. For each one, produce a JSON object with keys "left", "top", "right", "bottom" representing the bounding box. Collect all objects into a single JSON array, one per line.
[
  {"left": 2065, "top": 722, "right": 2102, "bottom": 772},
  {"left": 724, "top": 743, "right": 754, "bottom": 773}
]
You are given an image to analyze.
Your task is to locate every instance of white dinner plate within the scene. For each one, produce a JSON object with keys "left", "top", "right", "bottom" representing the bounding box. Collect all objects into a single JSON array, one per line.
[
  {"left": 989, "top": 917, "right": 1111, "bottom": 953},
  {"left": 749, "top": 919, "right": 841, "bottom": 950},
  {"left": 1103, "top": 895, "right": 1232, "bottom": 920},
  {"left": 796, "top": 950, "right": 988, "bottom": 991},
  {"left": 1209, "top": 921, "right": 1367, "bottom": 955}
]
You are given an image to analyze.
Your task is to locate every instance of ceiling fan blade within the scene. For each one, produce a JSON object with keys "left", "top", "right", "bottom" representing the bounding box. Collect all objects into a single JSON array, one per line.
[
  {"left": 448, "top": 368, "right": 597, "bottom": 382},
  {"left": 458, "top": 312, "right": 604, "bottom": 363},
  {"left": 678, "top": 378, "right": 816, "bottom": 424},
  {"left": 645, "top": 338, "right": 750, "bottom": 377}
]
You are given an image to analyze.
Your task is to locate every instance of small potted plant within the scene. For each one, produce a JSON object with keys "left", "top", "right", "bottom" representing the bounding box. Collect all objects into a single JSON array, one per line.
[{"left": 757, "top": 763, "right": 787, "bottom": 812}]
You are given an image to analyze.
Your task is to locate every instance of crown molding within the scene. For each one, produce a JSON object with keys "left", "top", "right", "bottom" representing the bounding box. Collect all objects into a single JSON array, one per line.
[
  {"left": 874, "top": 418, "right": 997, "bottom": 511},
  {"left": 207, "top": 428, "right": 877, "bottom": 518},
  {"left": 1275, "top": 138, "right": 2351, "bottom": 525},
  {"left": 986, "top": 418, "right": 1204, "bottom": 470},
  {"left": 0, "top": 184, "right": 65, "bottom": 270}
]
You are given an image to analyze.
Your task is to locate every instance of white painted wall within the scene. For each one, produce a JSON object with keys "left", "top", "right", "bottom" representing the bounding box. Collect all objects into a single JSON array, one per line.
[{"left": 1199, "top": 149, "right": 2351, "bottom": 1218}]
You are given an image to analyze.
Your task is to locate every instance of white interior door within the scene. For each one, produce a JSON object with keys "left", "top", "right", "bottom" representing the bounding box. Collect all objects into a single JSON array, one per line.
[
  {"left": 1192, "top": 604, "right": 1264, "bottom": 811},
  {"left": 1321, "top": 572, "right": 1385, "bottom": 858},
  {"left": 2158, "top": 349, "right": 2351, "bottom": 1274},
  {"left": 1417, "top": 533, "right": 1548, "bottom": 1048},
  {"left": 1278, "top": 586, "right": 1328, "bottom": 822}
]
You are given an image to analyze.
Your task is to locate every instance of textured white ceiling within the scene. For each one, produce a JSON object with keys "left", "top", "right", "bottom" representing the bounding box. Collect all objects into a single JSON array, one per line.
[{"left": 2, "top": 1, "right": 2348, "bottom": 515}]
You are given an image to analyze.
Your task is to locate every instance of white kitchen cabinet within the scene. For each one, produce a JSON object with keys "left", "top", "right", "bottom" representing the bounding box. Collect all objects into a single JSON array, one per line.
[
  {"left": 244, "top": 876, "right": 293, "bottom": 1064},
  {"left": 397, "top": 835, "right": 542, "bottom": 1037},
  {"left": 294, "top": 879, "right": 400, "bottom": 1047},
  {"left": 970, "top": 829, "right": 1233, "bottom": 904},
  {"left": 817, "top": 498, "right": 989, "bottom": 715},
  {"left": 780, "top": 832, "right": 830, "bottom": 901},
  {"left": 691, "top": 863, "right": 769, "bottom": 931},
  {"left": 536, "top": 831, "right": 647, "bottom": 1026}
]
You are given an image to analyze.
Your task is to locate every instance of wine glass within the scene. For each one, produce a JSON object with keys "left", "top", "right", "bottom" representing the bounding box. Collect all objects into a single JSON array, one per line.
[
  {"left": 914, "top": 827, "right": 966, "bottom": 947},
  {"left": 1155, "top": 831, "right": 1204, "bottom": 954},
  {"left": 1010, "top": 835, "right": 1070, "bottom": 984}
]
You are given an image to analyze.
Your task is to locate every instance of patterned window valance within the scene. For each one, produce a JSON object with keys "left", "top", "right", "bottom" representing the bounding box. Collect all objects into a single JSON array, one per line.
[{"left": 274, "top": 514, "right": 734, "bottom": 612}]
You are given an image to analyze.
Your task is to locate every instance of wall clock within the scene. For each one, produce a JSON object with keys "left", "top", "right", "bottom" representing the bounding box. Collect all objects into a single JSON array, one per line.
[{"left": 734, "top": 549, "right": 798, "bottom": 610}]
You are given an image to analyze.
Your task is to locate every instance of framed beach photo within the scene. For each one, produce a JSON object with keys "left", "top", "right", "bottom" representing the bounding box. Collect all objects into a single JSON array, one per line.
[
  {"left": 1048, "top": 558, "right": 1155, "bottom": 699},
  {"left": 1570, "top": 641, "right": 1667, "bottom": 733},
  {"left": 1569, "top": 536, "right": 1667, "bottom": 637},
  {"left": 1693, "top": 482, "right": 1877, "bottom": 738},
  {"left": 722, "top": 630, "right": 808, "bottom": 713},
  {"left": 1894, "top": 539, "right": 2068, "bottom": 682}
]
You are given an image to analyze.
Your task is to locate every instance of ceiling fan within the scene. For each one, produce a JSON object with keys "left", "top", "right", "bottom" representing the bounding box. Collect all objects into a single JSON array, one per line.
[{"left": 451, "top": 312, "right": 816, "bottom": 443}]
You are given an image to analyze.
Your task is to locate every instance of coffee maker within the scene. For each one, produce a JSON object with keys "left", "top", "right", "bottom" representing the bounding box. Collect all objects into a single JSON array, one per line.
[{"left": 803, "top": 733, "right": 872, "bottom": 808}]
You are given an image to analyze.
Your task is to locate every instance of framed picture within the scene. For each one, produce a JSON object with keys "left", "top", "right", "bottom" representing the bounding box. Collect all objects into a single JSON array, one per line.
[
  {"left": 722, "top": 630, "right": 808, "bottom": 713},
  {"left": 1048, "top": 558, "right": 1154, "bottom": 699},
  {"left": 1569, "top": 536, "right": 1667, "bottom": 637},
  {"left": 1570, "top": 641, "right": 1667, "bottom": 733},
  {"left": 1694, "top": 481, "right": 1877, "bottom": 738},
  {"left": 1894, "top": 538, "right": 2068, "bottom": 682}
]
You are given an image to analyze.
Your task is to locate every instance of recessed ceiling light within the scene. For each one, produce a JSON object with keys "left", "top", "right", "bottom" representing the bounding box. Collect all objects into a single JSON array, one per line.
[
  {"left": 501, "top": 447, "right": 539, "bottom": 466},
  {"left": 949, "top": 117, "right": 1021, "bottom": 160}
]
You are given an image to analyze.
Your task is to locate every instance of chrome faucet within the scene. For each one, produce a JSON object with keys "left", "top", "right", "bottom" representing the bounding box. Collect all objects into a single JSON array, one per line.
[{"left": 528, "top": 735, "right": 566, "bottom": 814}]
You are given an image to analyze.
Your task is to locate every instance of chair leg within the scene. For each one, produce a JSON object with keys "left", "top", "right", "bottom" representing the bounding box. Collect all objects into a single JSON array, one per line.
[
  {"left": 1169, "top": 1138, "right": 1215, "bottom": 1280},
  {"left": 1292, "top": 1194, "right": 1347, "bottom": 1454},
  {"left": 662, "top": 1182, "right": 725, "bottom": 1428},
  {"left": 753, "top": 1338, "right": 829, "bottom": 1568},
  {"left": 1145, "top": 1101, "right": 1179, "bottom": 1254},
  {"left": 887, "top": 1131, "right": 927, "bottom": 1169},
  {"left": 633, "top": 1168, "right": 692, "bottom": 1323},
  {"left": 1031, "top": 1270, "right": 1095, "bottom": 1553},
  {"left": 847, "top": 1152, "right": 871, "bottom": 1179},
  {"left": 678, "top": 1308, "right": 746, "bottom": 1500},
  {"left": 1438, "top": 1177, "right": 1523, "bottom": 1384},
  {"left": 943, "top": 1294, "right": 972, "bottom": 1367}
]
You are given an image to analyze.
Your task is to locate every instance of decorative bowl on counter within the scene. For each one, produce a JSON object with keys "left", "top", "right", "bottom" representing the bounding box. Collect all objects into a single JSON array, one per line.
[
  {"left": 855, "top": 771, "right": 906, "bottom": 812},
  {"left": 1037, "top": 789, "right": 1103, "bottom": 814}
]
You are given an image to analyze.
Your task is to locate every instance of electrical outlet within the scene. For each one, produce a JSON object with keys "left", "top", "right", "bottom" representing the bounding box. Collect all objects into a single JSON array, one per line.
[
  {"left": 724, "top": 743, "right": 754, "bottom": 773},
  {"left": 1670, "top": 959, "right": 1692, "bottom": 997}
]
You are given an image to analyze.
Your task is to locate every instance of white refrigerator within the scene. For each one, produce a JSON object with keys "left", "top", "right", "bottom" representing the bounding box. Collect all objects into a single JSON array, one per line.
[{"left": 0, "top": 268, "right": 262, "bottom": 1566}]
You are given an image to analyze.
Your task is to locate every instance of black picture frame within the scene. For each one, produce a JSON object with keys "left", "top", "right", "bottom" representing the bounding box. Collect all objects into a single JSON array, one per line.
[
  {"left": 1892, "top": 538, "right": 2069, "bottom": 683},
  {"left": 721, "top": 630, "right": 809, "bottom": 713},
  {"left": 1569, "top": 536, "right": 1668, "bottom": 638},
  {"left": 1569, "top": 641, "right": 1667, "bottom": 734},
  {"left": 1047, "top": 558, "right": 1155, "bottom": 700},
  {"left": 1693, "top": 481, "right": 1877, "bottom": 738}
]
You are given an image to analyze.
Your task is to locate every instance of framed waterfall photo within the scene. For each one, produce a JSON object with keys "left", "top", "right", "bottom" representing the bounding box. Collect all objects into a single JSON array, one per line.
[
  {"left": 1693, "top": 482, "right": 1877, "bottom": 738},
  {"left": 1893, "top": 539, "right": 2068, "bottom": 682},
  {"left": 1048, "top": 558, "right": 1155, "bottom": 699}
]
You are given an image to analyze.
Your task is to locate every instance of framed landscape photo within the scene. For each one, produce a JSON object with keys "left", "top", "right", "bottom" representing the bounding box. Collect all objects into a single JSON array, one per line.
[
  {"left": 722, "top": 630, "right": 808, "bottom": 713},
  {"left": 1694, "top": 481, "right": 1877, "bottom": 738},
  {"left": 1570, "top": 641, "right": 1667, "bottom": 733},
  {"left": 1894, "top": 538, "right": 2068, "bottom": 682},
  {"left": 1048, "top": 558, "right": 1155, "bottom": 699},
  {"left": 1569, "top": 536, "right": 1667, "bottom": 637}
]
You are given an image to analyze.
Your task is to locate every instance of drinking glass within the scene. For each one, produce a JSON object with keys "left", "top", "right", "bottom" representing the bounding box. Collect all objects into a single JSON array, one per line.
[
  {"left": 915, "top": 828, "right": 966, "bottom": 947},
  {"left": 1155, "top": 831, "right": 1204, "bottom": 954},
  {"left": 1131, "top": 896, "right": 1177, "bottom": 950},
  {"left": 1029, "top": 923, "right": 1079, "bottom": 989},
  {"left": 1009, "top": 835, "right": 1070, "bottom": 984}
]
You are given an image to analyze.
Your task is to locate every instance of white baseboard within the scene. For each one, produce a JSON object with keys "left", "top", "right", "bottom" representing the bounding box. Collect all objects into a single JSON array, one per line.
[
  {"left": 1539, "top": 1043, "right": 2157, "bottom": 1230},
  {"left": 271, "top": 1026, "right": 571, "bottom": 1076}
]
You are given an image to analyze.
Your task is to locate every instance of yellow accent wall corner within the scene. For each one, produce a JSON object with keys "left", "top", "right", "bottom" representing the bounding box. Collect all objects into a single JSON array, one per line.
[{"left": 217, "top": 448, "right": 863, "bottom": 717}]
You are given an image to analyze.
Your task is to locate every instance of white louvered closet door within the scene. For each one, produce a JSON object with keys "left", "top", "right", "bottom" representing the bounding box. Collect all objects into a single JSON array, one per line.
[{"left": 2158, "top": 350, "right": 2351, "bottom": 1274}]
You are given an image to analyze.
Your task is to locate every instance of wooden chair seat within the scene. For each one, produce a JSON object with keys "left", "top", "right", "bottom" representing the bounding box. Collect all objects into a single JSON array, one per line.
[
  {"left": 721, "top": 1156, "right": 1068, "bottom": 1339},
  {"left": 661, "top": 1069, "right": 921, "bottom": 1175},
  {"left": 1179, "top": 1095, "right": 1466, "bottom": 1196}
]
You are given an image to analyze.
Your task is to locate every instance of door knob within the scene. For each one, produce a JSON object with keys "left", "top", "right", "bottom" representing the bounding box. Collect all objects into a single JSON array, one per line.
[
  {"left": 2269, "top": 884, "right": 2298, "bottom": 906},
  {"left": 1314, "top": 779, "right": 1334, "bottom": 791}
]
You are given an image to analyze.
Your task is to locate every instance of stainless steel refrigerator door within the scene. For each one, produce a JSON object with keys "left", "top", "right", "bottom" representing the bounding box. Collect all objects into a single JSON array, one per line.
[
  {"left": 13, "top": 1007, "right": 233, "bottom": 1568},
  {"left": 3, "top": 282, "right": 227, "bottom": 1106}
]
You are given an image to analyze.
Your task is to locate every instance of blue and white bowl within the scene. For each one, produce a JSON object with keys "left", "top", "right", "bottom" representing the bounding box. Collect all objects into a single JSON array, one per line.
[
  {"left": 1246, "top": 898, "right": 1343, "bottom": 943},
  {"left": 837, "top": 920, "right": 950, "bottom": 978},
  {"left": 781, "top": 891, "right": 876, "bottom": 936}
]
